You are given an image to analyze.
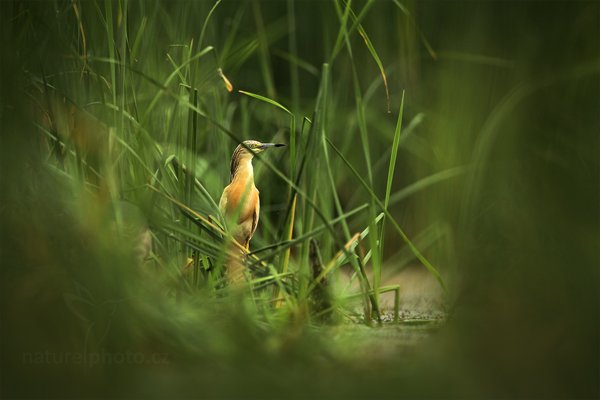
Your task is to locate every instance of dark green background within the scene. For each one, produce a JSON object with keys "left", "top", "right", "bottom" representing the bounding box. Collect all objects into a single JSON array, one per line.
[{"left": 1, "top": 1, "right": 598, "bottom": 398}]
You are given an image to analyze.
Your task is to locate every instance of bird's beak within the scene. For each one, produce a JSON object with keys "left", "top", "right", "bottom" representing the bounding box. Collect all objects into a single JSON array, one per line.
[{"left": 260, "top": 143, "right": 286, "bottom": 149}]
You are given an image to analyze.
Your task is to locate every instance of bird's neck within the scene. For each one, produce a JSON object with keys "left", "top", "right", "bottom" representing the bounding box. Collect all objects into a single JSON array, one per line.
[{"left": 231, "top": 158, "right": 254, "bottom": 186}]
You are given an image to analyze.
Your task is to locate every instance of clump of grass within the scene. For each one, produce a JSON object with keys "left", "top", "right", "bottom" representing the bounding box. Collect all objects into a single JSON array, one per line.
[
  {"left": 6, "top": 0, "right": 449, "bottom": 350},
  {"left": 68, "top": 2, "right": 441, "bottom": 318}
]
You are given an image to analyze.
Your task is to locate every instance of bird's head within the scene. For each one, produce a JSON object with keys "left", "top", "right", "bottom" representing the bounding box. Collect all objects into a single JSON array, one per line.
[
  {"left": 239, "top": 140, "right": 285, "bottom": 155},
  {"left": 230, "top": 140, "right": 285, "bottom": 181}
]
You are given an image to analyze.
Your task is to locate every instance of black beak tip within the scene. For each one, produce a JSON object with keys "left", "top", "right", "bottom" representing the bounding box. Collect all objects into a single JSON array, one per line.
[{"left": 274, "top": 143, "right": 286, "bottom": 147}]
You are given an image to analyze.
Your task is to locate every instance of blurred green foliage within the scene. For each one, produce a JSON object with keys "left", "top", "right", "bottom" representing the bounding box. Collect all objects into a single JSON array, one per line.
[{"left": 1, "top": 0, "right": 598, "bottom": 398}]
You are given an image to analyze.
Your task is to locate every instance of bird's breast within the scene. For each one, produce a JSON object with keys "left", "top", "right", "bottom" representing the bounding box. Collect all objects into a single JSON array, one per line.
[{"left": 222, "top": 180, "right": 259, "bottom": 224}]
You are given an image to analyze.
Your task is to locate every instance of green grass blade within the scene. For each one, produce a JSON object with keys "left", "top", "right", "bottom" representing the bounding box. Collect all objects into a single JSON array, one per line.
[
  {"left": 238, "top": 90, "right": 292, "bottom": 115},
  {"left": 252, "top": 0, "right": 276, "bottom": 98},
  {"left": 392, "top": 0, "right": 438, "bottom": 60},
  {"left": 388, "top": 166, "right": 469, "bottom": 206},
  {"left": 384, "top": 90, "right": 405, "bottom": 211},
  {"left": 355, "top": 24, "right": 390, "bottom": 112},
  {"left": 198, "top": 0, "right": 222, "bottom": 50}
]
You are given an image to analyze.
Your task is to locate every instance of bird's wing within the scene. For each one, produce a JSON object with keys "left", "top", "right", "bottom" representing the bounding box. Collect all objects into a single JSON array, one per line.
[
  {"left": 249, "top": 189, "right": 259, "bottom": 239},
  {"left": 218, "top": 186, "right": 228, "bottom": 215}
]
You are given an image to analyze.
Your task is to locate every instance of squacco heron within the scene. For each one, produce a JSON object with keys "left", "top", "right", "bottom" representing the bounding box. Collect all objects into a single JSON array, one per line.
[{"left": 219, "top": 140, "right": 285, "bottom": 282}]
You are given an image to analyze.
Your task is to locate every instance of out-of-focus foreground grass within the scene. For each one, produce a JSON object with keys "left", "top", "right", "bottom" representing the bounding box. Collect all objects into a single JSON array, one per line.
[{"left": 1, "top": 1, "right": 598, "bottom": 398}]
